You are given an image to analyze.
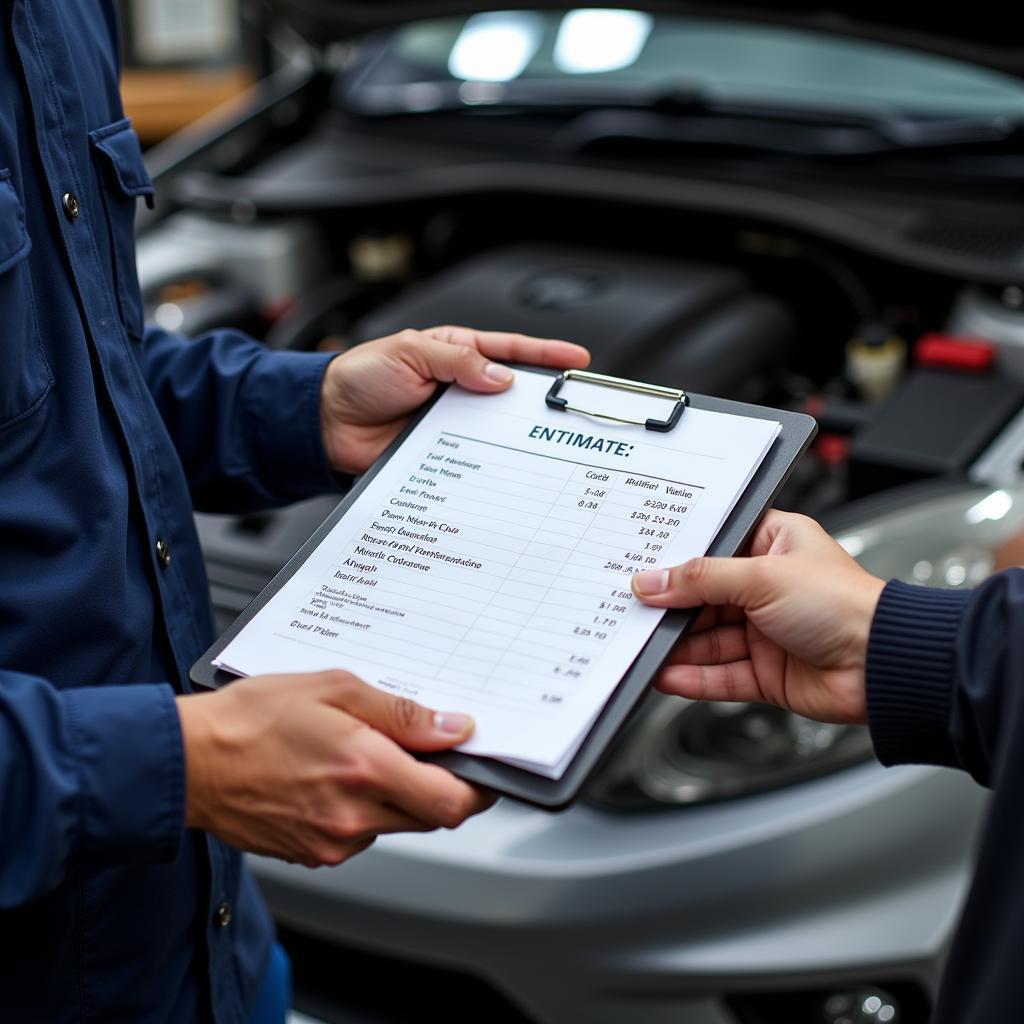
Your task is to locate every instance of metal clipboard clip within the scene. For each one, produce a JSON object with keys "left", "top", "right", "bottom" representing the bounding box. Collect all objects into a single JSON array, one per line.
[{"left": 545, "top": 369, "right": 688, "bottom": 433}]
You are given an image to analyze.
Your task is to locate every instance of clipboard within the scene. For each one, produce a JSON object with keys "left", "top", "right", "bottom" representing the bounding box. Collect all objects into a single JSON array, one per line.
[{"left": 191, "top": 367, "right": 815, "bottom": 809}]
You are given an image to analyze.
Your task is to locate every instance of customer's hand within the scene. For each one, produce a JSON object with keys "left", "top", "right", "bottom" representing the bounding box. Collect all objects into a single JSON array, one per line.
[
  {"left": 176, "top": 671, "right": 494, "bottom": 867},
  {"left": 631, "top": 511, "right": 886, "bottom": 725},
  {"left": 319, "top": 326, "right": 590, "bottom": 474}
]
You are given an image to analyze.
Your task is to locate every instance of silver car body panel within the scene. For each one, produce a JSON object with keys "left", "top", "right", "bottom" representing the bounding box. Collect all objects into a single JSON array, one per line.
[{"left": 253, "top": 762, "right": 984, "bottom": 1022}]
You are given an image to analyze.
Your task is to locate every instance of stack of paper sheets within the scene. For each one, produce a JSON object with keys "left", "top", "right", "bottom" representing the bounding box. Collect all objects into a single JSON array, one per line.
[{"left": 215, "top": 368, "right": 779, "bottom": 778}]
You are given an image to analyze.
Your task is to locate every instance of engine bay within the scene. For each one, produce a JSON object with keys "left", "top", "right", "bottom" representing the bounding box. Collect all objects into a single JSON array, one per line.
[{"left": 141, "top": 164, "right": 1024, "bottom": 517}]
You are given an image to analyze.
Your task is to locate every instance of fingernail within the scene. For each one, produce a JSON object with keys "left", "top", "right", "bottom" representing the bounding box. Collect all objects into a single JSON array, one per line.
[
  {"left": 484, "top": 363, "right": 514, "bottom": 384},
  {"left": 434, "top": 712, "right": 474, "bottom": 735},
  {"left": 632, "top": 569, "right": 669, "bottom": 596}
]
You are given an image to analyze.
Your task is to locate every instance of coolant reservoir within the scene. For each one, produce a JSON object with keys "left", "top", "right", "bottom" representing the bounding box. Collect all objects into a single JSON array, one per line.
[{"left": 845, "top": 321, "right": 907, "bottom": 403}]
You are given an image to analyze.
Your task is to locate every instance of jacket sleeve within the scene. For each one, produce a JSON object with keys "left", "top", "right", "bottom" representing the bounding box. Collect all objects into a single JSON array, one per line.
[
  {"left": 140, "top": 324, "right": 345, "bottom": 513},
  {"left": 0, "top": 670, "right": 184, "bottom": 908},
  {"left": 866, "top": 569, "right": 1024, "bottom": 787}
]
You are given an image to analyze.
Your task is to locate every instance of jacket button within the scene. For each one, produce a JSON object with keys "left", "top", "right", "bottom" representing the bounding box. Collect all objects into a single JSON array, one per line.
[
  {"left": 62, "top": 192, "right": 81, "bottom": 219},
  {"left": 214, "top": 901, "right": 232, "bottom": 928},
  {"left": 155, "top": 538, "right": 172, "bottom": 569}
]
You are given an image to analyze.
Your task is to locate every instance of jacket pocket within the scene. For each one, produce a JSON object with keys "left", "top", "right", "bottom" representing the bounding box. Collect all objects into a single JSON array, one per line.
[
  {"left": 0, "top": 169, "right": 52, "bottom": 431},
  {"left": 89, "top": 119, "right": 155, "bottom": 341}
]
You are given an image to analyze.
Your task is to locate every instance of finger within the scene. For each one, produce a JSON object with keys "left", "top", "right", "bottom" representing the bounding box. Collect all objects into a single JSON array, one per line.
[
  {"left": 409, "top": 337, "right": 519, "bottom": 393},
  {"left": 315, "top": 670, "right": 475, "bottom": 751},
  {"left": 360, "top": 736, "right": 488, "bottom": 829},
  {"left": 312, "top": 835, "right": 376, "bottom": 868},
  {"left": 750, "top": 509, "right": 833, "bottom": 558},
  {"left": 325, "top": 803, "right": 442, "bottom": 844},
  {"left": 425, "top": 326, "right": 591, "bottom": 370},
  {"left": 631, "top": 556, "right": 771, "bottom": 611},
  {"left": 747, "top": 509, "right": 790, "bottom": 558},
  {"left": 664, "top": 624, "right": 750, "bottom": 666},
  {"left": 661, "top": 606, "right": 745, "bottom": 667},
  {"left": 687, "top": 604, "right": 745, "bottom": 633},
  {"left": 654, "top": 660, "right": 765, "bottom": 704},
  {"left": 688, "top": 605, "right": 720, "bottom": 634},
  {"left": 468, "top": 786, "right": 499, "bottom": 813}
]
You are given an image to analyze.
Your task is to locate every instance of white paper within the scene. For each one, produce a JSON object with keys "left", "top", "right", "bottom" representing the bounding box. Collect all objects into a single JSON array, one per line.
[{"left": 216, "top": 369, "right": 780, "bottom": 777}]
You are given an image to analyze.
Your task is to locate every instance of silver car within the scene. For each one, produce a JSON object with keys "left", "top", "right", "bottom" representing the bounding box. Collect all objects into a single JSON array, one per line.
[{"left": 136, "top": 4, "right": 1024, "bottom": 1021}]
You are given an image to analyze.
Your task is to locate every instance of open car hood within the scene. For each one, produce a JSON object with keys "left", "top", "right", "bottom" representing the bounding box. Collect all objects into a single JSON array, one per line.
[{"left": 264, "top": 1, "right": 1024, "bottom": 77}]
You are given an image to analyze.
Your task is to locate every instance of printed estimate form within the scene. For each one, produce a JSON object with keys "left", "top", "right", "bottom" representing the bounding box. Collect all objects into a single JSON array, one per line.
[{"left": 216, "top": 368, "right": 780, "bottom": 778}]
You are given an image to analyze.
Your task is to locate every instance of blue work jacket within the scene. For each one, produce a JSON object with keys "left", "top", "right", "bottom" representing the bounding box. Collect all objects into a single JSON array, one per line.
[{"left": 0, "top": 2, "right": 339, "bottom": 1020}]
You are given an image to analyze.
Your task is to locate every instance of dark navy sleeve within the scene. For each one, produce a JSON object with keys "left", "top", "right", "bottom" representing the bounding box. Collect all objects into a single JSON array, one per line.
[
  {"left": 0, "top": 671, "right": 185, "bottom": 908},
  {"left": 140, "top": 324, "right": 344, "bottom": 512},
  {"left": 866, "top": 570, "right": 1024, "bottom": 787}
]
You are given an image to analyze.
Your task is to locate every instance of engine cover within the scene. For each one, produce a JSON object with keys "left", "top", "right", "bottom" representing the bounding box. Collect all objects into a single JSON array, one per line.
[{"left": 351, "top": 244, "right": 795, "bottom": 398}]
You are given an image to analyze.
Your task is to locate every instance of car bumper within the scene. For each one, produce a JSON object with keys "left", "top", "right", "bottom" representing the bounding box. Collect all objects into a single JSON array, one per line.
[{"left": 252, "top": 761, "right": 984, "bottom": 1023}]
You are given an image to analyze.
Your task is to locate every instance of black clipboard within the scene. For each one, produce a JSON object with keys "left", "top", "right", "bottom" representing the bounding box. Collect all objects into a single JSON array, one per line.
[{"left": 191, "top": 366, "right": 816, "bottom": 809}]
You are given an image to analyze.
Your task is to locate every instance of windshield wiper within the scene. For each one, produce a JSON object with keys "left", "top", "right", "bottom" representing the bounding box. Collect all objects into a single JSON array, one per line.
[
  {"left": 341, "top": 76, "right": 1024, "bottom": 157},
  {"left": 554, "top": 108, "right": 1024, "bottom": 159}
]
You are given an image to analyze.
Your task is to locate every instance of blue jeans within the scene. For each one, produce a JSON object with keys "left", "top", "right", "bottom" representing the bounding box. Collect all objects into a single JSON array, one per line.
[{"left": 249, "top": 942, "right": 292, "bottom": 1024}]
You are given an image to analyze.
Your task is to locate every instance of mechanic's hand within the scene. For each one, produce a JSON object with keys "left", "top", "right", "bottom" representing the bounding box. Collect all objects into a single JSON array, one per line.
[
  {"left": 320, "top": 325, "right": 591, "bottom": 474},
  {"left": 176, "top": 671, "right": 495, "bottom": 867},
  {"left": 631, "top": 511, "right": 886, "bottom": 725}
]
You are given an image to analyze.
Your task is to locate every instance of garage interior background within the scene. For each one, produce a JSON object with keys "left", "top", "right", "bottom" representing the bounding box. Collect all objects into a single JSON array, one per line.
[{"left": 120, "top": 0, "right": 254, "bottom": 143}]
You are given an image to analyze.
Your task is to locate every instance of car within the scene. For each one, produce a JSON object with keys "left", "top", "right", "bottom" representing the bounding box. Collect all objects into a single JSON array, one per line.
[{"left": 135, "top": 5, "right": 1024, "bottom": 1021}]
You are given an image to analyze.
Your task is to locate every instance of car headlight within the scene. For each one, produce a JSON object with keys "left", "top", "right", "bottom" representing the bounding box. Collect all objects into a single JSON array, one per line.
[
  {"left": 588, "top": 481, "right": 1024, "bottom": 809},
  {"left": 587, "top": 694, "right": 872, "bottom": 808}
]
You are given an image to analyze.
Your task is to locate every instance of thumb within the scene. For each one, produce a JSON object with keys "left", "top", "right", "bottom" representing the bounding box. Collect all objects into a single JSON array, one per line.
[
  {"left": 316, "top": 670, "right": 476, "bottom": 751},
  {"left": 414, "top": 338, "right": 515, "bottom": 393},
  {"left": 631, "top": 556, "right": 769, "bottom": 611}
]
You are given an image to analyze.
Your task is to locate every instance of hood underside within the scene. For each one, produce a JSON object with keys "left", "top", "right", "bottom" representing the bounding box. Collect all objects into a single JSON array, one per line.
[{"left": 263, "top": 1, "right": 1024, "bottom": 76}]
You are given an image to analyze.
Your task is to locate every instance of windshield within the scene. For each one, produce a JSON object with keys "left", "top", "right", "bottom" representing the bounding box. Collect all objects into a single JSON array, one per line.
[{"left": 348, "top": 9, "right": 1024, "bottom": 121}]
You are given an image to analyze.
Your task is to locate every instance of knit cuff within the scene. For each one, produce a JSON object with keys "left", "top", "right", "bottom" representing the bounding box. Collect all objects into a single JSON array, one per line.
[{"left": 866, "top": 580, "right": 971, "bottom": 768}]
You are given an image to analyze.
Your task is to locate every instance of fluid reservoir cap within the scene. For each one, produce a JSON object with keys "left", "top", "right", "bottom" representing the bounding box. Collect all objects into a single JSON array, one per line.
[
  {"left": 854, "top": 320, "right": 892, "bottom": 347},
  {"left": 915, "top": 332, "right": 995, "bottom": 373}
]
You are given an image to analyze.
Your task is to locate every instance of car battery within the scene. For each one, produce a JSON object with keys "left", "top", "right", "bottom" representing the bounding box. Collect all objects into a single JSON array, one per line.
[{"left": 848, "top": 369, "right": 1024, "bottom": 499}]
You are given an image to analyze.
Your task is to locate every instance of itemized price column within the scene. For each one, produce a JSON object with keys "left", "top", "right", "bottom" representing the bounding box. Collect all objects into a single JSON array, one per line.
[{"left": 481, "top": 464, "right": 702, "bottom": 706}]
